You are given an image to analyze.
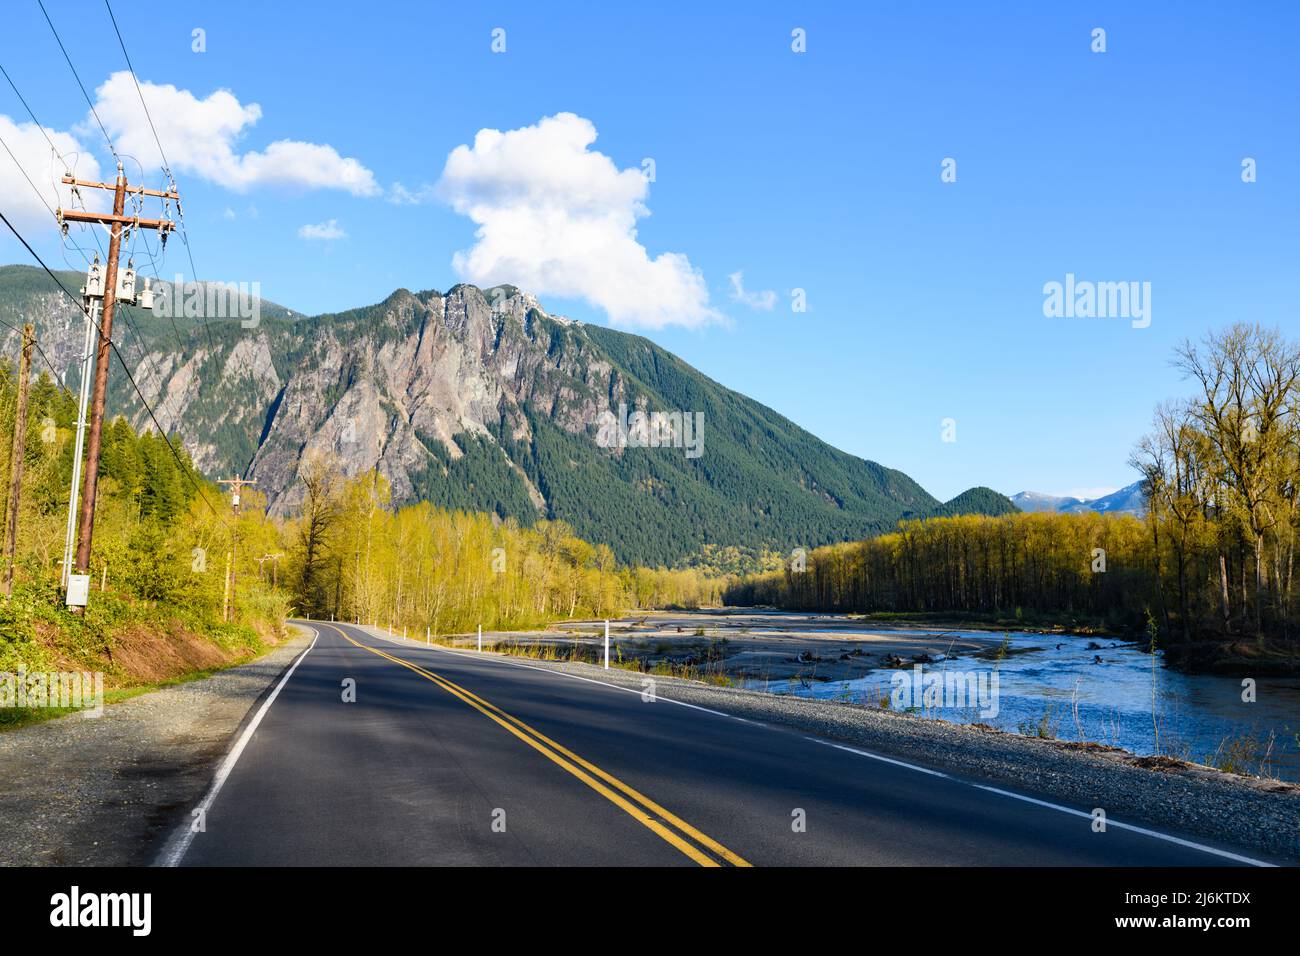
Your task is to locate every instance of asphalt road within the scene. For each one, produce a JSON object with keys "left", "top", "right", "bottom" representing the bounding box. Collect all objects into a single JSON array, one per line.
[{"left": 167, "top": 621, "right": 1275, "bottom": 867}]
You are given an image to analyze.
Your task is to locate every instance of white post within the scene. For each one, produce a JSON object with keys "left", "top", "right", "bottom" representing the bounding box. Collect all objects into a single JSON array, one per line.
[
  {"left": 426, "top": 625, "right": 430, "bottom": 646},
  {"left": 478, "top": 624, "right": 483, "bottom": 652},
  {"left": 402, "top": 625, "right": 407, "bottom": 638},
  {"left": 61, "top": 297, "right": 97, "bottom": 589},
  {"left": 604, "top": 619, "right": 610, "bottom": 669}
]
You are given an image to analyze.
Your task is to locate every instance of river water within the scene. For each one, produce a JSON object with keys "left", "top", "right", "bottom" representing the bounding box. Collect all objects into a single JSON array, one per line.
[{"left": 748, "top": 628, "right": 1300, "bottom": 781}]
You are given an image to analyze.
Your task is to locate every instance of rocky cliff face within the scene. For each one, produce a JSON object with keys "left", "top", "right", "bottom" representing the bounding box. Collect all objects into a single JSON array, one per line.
[
  {"left": 248, "top": 284, "right": 616, "bottom": 514},
  {"left": 0, "top": 267, "right": 605, "bottom": 514},
  {"left": 0, "top": 264, "right": 1012, "bottom": 565}
]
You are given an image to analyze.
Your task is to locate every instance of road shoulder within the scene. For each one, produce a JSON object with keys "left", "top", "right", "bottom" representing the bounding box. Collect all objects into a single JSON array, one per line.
[{"left": 0, "top": 626, "right": 313, "bottom": 866}]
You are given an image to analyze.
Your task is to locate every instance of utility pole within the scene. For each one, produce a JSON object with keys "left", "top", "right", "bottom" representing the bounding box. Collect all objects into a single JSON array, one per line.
[
  {"left": 61, "top": 267, "right": 100, "bottom": 593},
  {"left": 56, "top": 164, "right": 174, "bottom": 599},
  {"left": 256, "top": 551, "right": 283, "bottom": 585},
  {"left": 2, "top": 324, "right": 34, "bottom": 597},
  {"left": 218, "top": 476, "right": 256, "bottom": 621}
]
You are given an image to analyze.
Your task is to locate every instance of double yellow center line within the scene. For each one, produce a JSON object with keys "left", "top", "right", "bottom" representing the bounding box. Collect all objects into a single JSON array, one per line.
[{"left": 324, "top": 624, "right": 751, "bottom": 868}]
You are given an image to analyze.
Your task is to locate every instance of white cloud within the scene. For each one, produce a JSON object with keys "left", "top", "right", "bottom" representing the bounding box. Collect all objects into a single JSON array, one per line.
[
  {"left": 92, "top": 72, "right": 379, "bottom": 196},
  {"left": 298, "top": 219, "right": 345, "bottom": 240},
  {"left": 435, "top": 112, "right": 720, "bottom": 330},
  {"left": 388, "top": 182, "right": 436, "bottom": 205},
  {"left": 727, "top": 270, "right": 776, "bottom": 310},
  {"left": 0, "top": 114, "right": 105, "bottom": 230}
]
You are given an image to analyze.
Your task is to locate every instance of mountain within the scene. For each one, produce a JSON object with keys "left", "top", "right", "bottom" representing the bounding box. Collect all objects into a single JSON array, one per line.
[
  {"left": 1009, "top": 490, "right": 1083, "bottom": 513},
  {"left": 1060, "top": 481, "right": 1146, "bottom": 516},
  {"left": 0, "top": 264, "right": 1012, "bottom": 566},
  {"left": 1010, "top": 482, "right": 1146, "bottom": 518},
  {"left": 929, "top": 486, "right": 1019, "bottom": 518}
]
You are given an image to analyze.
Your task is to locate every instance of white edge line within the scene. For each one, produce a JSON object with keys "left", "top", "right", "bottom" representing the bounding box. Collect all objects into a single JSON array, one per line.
[
  {"left": 156, "top": 630, "right": 318, "bottom": 867},
  {"left": 806, "top": 740, "right": 1275, "bottom": 867},
  {"left": 966, "top": 782, "right": 1277, "bottom": 867},
  {"left": 815, "top": 739, "right": 951, "bottom": 778},
  {"left": 357, "top": 624, "right": 756, "bottom": 723},
  {"left": 354, "top": 623, "right": 1279, "bottom": 869}
]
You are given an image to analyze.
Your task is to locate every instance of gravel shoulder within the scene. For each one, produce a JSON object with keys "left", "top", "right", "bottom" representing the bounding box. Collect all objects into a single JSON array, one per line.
[
  {"left": 369, "top": 629, "right": 1300, "bottom": 865},
  {"left": 0, "top": 628, "right": 311, "bottom": 867}
]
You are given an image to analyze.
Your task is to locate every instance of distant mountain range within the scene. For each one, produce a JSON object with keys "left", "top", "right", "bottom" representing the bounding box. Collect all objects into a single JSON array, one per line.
[
  {"left": 1009, "top": 482, "right": 1146, "bottom": 517},
  {"left": 0, "top": 264, "right": 1017, "bottom": 566}
]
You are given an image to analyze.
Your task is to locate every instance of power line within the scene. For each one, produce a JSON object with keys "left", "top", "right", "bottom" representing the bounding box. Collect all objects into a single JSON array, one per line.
[
  {"left": 0, "top": 206, "right": 224, "bottom": 521},
  {"left": 35, "top": 0, "right": 118, "bottom": 162},
  {"left": 0, "top": 75, "right": 189, "bottom": 400},
  {"left": 27, "top": 0, "right": 193, "bottom": 369},
  {"left": 97, "top": 16, "right": 195, "bottom": 363},
  {"left": 104, "top": 0, "right": 170, "bottom": 178},
  {"left": 0, "top": 122, "right": 181, "bottom": 415},
  {"left": 0, "top": 314, "right": 74, "bottom": 396},
  {"left": 0, "top": 61, "right": 65, "bottom": 161},
  {"left": 30, "top": 0, "right": 189, "bottom": 403},
  {"left": 0, "top": 129, "right": 56, "bottom": 218},
  {"left": 78, "top": 160, "right": 190, "bottom": 396},
  {"left": 0, "top": 61, "right": 93, "bottom": 267},
  {"left": 101, "top": 0, "right": 216, "bottom": 360}
]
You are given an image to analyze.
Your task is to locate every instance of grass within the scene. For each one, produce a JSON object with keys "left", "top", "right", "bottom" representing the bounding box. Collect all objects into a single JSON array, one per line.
[
  {"left": 0, "top": 587, "right": 294, "bottom": 734},
  {"left": 1017, "top": 704, "right": 1061, "bottom": 740},
  {"left": 0, "top": 665, "right": 242, "bottom": 731},
  {"left": 1207, "top": 730, "right": 1279, "bottom": 778}
]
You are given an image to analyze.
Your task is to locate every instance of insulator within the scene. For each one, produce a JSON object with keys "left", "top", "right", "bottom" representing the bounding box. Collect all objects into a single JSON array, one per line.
[
  {"left": 85, "top": 256, "right": 104, "bottom": 297},
  {"left": 116, "top": 261, "right": 137, "bottom": 301}
]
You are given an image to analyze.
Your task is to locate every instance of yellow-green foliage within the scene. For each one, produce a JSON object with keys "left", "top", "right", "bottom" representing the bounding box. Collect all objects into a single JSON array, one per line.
[
  {"left": 284, "top": 460, "right": 730, "bottom": 633},
  {"left": 728, "top": 511, "right": 1156, "bottom": 626}
]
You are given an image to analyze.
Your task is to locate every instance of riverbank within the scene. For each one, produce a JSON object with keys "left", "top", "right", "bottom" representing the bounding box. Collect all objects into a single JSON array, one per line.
[
  {"left": 1162, "top": 636, "right": 1300, "bottom": 675},
  {"left": 441, "top": 609, "right": 1300, "bottom": 783},
  {"left": 753, "top": 607, "right": 1300, "bottom": 677},
  {"left": 442, "top": 608, "right": 1006, "bottom": 684}
]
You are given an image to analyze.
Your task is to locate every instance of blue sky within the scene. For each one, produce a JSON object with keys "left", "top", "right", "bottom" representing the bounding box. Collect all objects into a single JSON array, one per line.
[{"left": 1, "top": 1, "right": 1296, "bottom": 501}]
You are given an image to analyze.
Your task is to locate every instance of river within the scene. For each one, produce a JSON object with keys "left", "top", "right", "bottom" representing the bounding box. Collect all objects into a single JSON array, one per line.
[{"left": 743, "top": 625, "right": 1300, "bottom": 781}]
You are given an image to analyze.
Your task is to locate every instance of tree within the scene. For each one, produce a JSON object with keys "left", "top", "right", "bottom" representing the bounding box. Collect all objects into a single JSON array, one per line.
[{"left": 292, "top": 454, "right": 342, "bottom": 617}]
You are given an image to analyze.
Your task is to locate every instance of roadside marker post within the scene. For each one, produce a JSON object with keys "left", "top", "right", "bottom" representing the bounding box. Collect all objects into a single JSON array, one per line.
[
  {"left": 604, "top": 620, "right": 610, "bottom": 669},
  {"left": 478, "top": 624, "right": 483, "bottom": 652},
  {"left": 426, "top": 626, "right": 430, "bottom": 645}
]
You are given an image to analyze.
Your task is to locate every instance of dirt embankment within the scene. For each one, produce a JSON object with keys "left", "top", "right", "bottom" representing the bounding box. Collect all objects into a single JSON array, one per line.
[{"left": 30, "top": 615, "right": 286, "bottom": 689}]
